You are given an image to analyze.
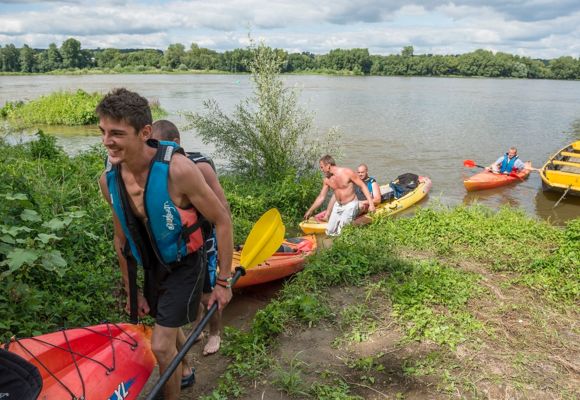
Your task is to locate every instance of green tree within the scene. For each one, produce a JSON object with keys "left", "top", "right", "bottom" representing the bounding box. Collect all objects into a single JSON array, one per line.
[
  {"left": 184, "top": 43, "right": 220, "bottom": 70},
  {"left": 163, "top": 43, "right": 186, "bottom": 69},
  {"left": 184, "top": 42, "right": 340, "bottom": 180},
  {"left": 0, "top": 44, "right": 20, "bottom": 72},
  {"left": 19, "top": 45, "right": 36, "bottom": 73},
  {"left": 94, "top": 48, "right": 121, "bottom": 68},
  {"left": 60, "top": 38, "right": 84, "bottom": 68},
  {"left": 549, "top": 56, "right": 579, "bottom": 80},
  {"left": 46, "top": 43, "right": 63, "bottom": 70},
  {"left": 401, "top": 45, "right": 414, "bottom": 58}
]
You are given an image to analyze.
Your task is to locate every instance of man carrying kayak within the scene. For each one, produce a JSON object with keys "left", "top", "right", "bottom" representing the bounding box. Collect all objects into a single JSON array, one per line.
[
  {"left": 151, "top": 119, "right": 229, "bottom": 360},
  {"left": 487, "top": 147, "right": 527, "bottom": 175},
  {"left": 97, "top": 88, "right": 233, "bottom": 400},
  {"left": 304, "top": 155, "right": 375, "bottom": 236}
]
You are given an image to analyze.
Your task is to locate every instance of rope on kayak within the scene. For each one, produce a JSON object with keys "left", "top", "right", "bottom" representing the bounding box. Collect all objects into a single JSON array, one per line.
[
  {"left": 9, "top": 322, "right": 140, "bottom": 400},
  {"left": 62, "top": 328, "right": 86, "bottom": 400},
  {"left": 11, "top": 336, "right": 80, "bottom": 400}
]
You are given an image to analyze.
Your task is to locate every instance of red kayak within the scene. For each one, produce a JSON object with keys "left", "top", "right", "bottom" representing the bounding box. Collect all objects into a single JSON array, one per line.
[
  {"left": 233, "top": 235, "right": 317, "bottom": 288},
  {"left": 3, "top": 322, "right": 155, "bottom": 400},
  {"left": 464, "top": 163, "right": 531, "bottom": 191}
]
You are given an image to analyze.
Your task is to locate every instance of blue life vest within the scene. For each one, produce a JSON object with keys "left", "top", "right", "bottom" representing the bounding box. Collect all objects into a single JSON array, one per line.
[
  {"left": 355, "top": 176, "right": 377, "bottom": 200},
  {"left": 500, "top": 153, "right": 519, "bottom": 173},
  {"left": 105, "top": 140, "right": 205, "bottom": 268}
]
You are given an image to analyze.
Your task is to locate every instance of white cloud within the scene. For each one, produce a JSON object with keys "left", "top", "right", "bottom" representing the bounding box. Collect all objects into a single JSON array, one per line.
[{"left": 1, "top": 0, "right": 580, "bottom": 58}]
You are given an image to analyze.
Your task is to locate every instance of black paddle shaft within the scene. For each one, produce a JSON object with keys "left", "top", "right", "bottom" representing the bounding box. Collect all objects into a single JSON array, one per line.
[{"left": 145, "top": 266, "right": 245, "bottom": 400}]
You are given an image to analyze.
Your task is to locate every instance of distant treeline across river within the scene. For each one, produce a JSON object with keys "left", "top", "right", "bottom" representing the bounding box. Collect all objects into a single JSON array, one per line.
[{"left": 2, "top": 38, "right": 580, "bottom": 80}]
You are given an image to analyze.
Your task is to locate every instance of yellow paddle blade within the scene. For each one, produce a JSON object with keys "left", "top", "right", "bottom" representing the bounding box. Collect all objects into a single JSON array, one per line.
[{"left": 240, "top": 208, "right": 285, "bottom": 269}]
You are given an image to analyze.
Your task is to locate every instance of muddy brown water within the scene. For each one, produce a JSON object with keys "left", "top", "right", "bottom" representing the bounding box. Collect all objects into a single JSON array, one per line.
[{"left": 1, "top": 74, "right": 579, "bottom": 224}]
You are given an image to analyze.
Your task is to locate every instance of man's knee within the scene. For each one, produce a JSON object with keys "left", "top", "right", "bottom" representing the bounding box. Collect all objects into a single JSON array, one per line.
[{"left": 151, "top": 326, "right": 179, "bottom": 364}]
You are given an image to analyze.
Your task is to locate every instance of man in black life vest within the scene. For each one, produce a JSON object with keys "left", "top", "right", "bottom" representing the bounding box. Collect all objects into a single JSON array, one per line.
[
  {"left": 97, "top": 88, "right": 233, "bottom": 400},
  {"left": 152, "top": 120, "right": 229, "bottom": 361}
]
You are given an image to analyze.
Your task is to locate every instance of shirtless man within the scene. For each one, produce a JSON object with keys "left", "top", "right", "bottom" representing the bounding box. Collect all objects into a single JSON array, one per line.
[
  {"left": 151, "top": 119, "right": 228, "bottom": 360},
  {"left": 304, "top": 155, "right": 375, "bottom": 236},
  {"left": 97, "top": 89, "right": 233, "bottom": 400}
]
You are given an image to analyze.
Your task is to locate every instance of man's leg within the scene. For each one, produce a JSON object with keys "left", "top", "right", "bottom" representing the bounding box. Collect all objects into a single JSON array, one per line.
[
  {"left": 176, "top": 328, "right": 194, "bottom": 378},
  {"left": 325, "top": 202, "right": 342, "bottom": 236},
  {"left": 201, "top": 293, "right": 222, "bottom": 356},
  {"left": 151, "top": 324, "right": 181, "bottom": 400}
]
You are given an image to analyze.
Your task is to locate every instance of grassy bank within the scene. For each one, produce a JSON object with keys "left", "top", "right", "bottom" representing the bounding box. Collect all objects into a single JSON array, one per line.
[
  {"left": 0, "top": 89, "right": 167, "bottom": 128},
  {"left": 205, "top": 206, "right": 579, "bottom": 399}
]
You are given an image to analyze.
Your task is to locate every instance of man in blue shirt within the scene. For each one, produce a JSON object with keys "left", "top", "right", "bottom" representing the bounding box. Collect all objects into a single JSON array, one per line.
[{"left": 487, "top": 147, "right": 527, "bottom": 174}]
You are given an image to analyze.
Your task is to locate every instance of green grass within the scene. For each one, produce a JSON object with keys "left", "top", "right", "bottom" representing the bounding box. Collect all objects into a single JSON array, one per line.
[
  {"left": 207, "top": 205, "right": 578, "bottom": 398},
  {"left": 1, "top": 89, "right": 167, "bottom": 128}
]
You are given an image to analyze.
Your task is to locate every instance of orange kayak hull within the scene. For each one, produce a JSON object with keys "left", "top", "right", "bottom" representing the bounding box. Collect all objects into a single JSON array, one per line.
[
  {"left": 233, "top": 235, "right": 317, "bottom": 288},
  {"left": 4, "top": 323, "right": 155, "bottom": 400},
  {"left": 464, "top": 168, "right": 530, "bottom": 191}
]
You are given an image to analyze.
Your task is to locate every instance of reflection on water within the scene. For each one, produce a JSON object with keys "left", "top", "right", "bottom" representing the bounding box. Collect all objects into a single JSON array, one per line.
[
  {"left": 534, "top": 189, "right": 580, "bottom": 225},
  {"left": 1, "top": 74, "right": 578, "bottom": 224}
]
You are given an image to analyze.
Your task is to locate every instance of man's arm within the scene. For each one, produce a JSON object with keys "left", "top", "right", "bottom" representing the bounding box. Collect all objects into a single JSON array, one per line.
[
  {"left": 98, "top": 174, "right": 150, "bottom": 317},
  {"left": 170, "top": 155, "right": 233, "bottom": 310},
  {"left": 350, "top": 171, "right": 375, "bottom": 212},
  {"left": 371, "top": 181, "right": 381, "bottom": 205},
  {"left": 198, "top": 163, "right": 231, "bottom": 214},
  {"left": 304, "top": 183, "right": 329, "bottom": 219},
  {"left": 322, "top": 193, "right": 336, "bottom": 222}
]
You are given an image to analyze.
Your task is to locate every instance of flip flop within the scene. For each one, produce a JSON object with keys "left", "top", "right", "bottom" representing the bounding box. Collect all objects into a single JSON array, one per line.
[{"left": 180, "top": 369, "right": 196, "bottom": 389}]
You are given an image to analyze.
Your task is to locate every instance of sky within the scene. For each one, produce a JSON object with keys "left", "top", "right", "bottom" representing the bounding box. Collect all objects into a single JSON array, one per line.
[{"left": 1, "top": 0, "right": 579, "bottom": 59}]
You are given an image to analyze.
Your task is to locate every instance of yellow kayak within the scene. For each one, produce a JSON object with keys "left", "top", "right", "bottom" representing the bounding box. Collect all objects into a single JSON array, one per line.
[{"left": 299, "top": 176, "right": 432, "bottom": 234}]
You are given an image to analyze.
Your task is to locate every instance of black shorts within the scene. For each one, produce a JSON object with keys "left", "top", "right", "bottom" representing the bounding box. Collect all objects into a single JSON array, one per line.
[{"left": 144, "top": 251, "right": 206, "bottom": 328}]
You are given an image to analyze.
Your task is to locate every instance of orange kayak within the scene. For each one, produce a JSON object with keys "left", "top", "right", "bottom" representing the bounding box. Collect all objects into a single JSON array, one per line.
[
  {"left": 464, "top": 164, "right": 531, "bottom": 191},
  {"left": 233, "top": 235, "right": 317, "bottom": 288},
  {"left": 3, "top": 323, "right": 155, "bottom": 400}
]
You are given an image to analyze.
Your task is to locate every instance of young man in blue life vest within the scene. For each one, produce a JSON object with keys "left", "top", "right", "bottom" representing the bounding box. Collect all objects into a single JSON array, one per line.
[
  {"left": 151, "top": 120, "right": 228, "bottom": 360},
  {"left": 354, "top": 163, "right": 381, "bottom": 214},
  {"left": 97, "top": 89, "right": 233, "bottom": 400},
  {"left": 304, "top": 155, "right": 375, "bottom": 236},
  {"left": 486, "top": 147, "right": 527, "bottom": 174}
]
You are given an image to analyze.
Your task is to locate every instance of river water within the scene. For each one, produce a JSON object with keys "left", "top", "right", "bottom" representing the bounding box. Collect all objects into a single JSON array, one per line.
[{"left": 1, "top": 74, "right": 579, "bottom": 224}]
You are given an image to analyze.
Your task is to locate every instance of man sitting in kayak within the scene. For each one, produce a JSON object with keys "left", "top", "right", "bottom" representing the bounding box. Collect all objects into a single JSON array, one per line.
[
  {"left": 152, "top": 120, "right": 229, "bottom": 363},
  {"left": 304, "top": 155, "right": 375, "bottom": 236},
  {"left": 354, "top": 163, "right": 381, "bottom": 214},
  {"left": 97, "top": 89, "right": 233, "bottom": 400},
  {"left": 486, "top": 147, "right": 527, "bottom": 175}
]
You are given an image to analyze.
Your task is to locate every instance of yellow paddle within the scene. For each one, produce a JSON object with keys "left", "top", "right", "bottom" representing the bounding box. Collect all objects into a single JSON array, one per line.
[{"left": 146, "top": 208, "right": 285, "bottom": 400}]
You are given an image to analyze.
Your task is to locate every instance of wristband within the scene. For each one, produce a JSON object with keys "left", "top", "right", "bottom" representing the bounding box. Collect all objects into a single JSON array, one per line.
[{"left": 215, "top": 276, "right": 232, "bottom": 289}]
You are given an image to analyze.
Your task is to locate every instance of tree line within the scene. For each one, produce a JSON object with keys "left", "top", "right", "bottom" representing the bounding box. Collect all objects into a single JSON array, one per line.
[{"left": 1, "top": 39, "right": 580, "bottom": 80}]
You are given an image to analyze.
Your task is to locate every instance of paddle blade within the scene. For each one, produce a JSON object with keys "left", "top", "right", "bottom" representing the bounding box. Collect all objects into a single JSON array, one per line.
[
  {"left": 463, "top": 159, "right": 476, "bottom": 168},
  {"left": 240, "top": 208, "right": 285, "bottom": 269}
]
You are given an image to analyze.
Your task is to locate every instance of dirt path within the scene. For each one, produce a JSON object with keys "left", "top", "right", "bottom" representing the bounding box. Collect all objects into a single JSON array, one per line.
[{"left": 140, "top": 252, "right": 579, "bottom": 399}]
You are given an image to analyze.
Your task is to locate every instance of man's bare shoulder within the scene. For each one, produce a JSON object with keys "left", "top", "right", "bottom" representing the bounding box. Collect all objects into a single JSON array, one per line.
[{"left": 169, "top": 153, "right": 204, "bottom": 186}]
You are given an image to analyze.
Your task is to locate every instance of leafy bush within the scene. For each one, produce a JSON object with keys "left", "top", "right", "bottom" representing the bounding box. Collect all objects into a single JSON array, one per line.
[
  {"left": 0, "top": 135, "right": 121, "bottom": 341},
  {"left": 185, "top": 42, "right": 342, "bottom": 181},
  {"left": 1, "top": 89, "right": 102, "bottom": 126},
  {"left": 1, "top": 90, "right": 167, "bottom": 128}
]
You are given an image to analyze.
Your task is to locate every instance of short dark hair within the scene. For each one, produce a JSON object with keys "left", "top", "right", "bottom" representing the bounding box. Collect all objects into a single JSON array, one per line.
[
  {"left": 319, "top": 155, "right": 336, "bottom": 166},
  {"left": 95, "top": 88, "right": 152, "bottom": 133},
  {"left": 152, "top": 120, "right": 180, "bottom": 142}
]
